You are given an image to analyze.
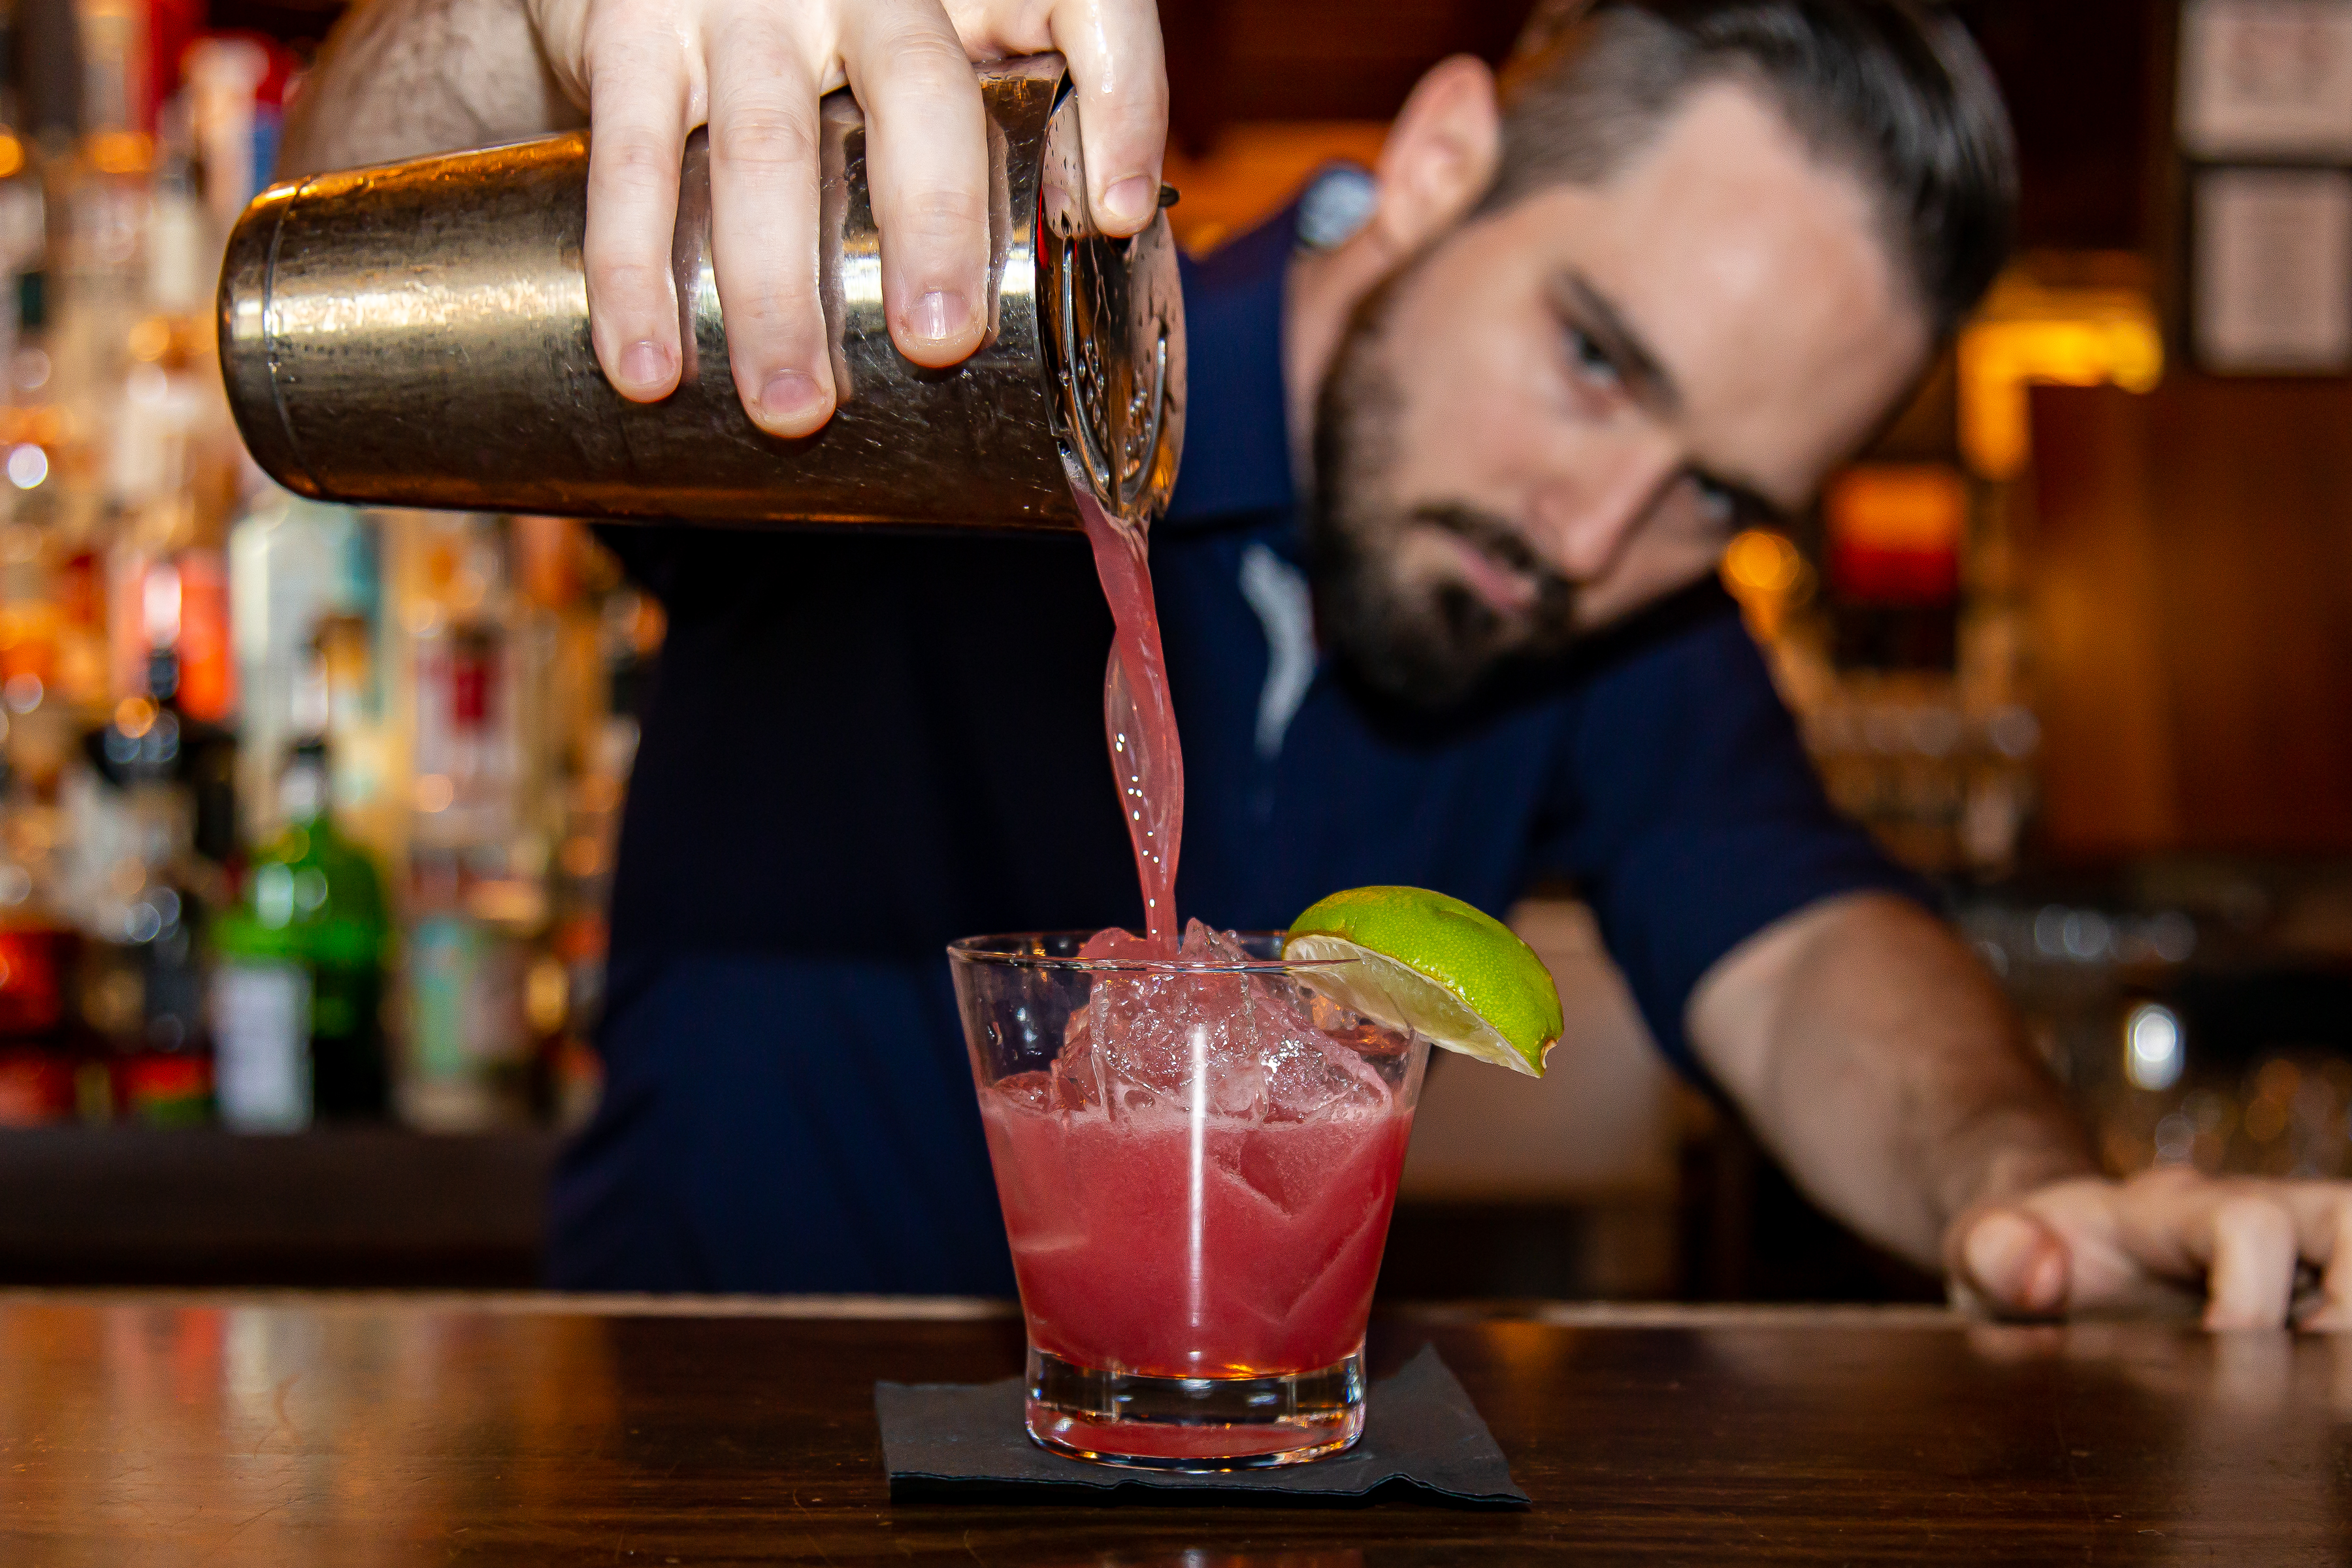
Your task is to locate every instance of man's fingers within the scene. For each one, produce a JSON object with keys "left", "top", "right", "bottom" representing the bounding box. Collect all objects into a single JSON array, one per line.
[
  {"left": 704, "top": 13, "right": 834, "bottom": 436},
  {"left": 2298, "top": 1197, "right": 2352, "bottom": 1331},
  {"left": 2204, "top": 1195, "right": 2300, "bottom": 1330},
  {"left": 581, "top": 25, "right": 699, "bottom": 401},
  {"left": 1955, "top": 1206, "right": 2070, "bottom": 1318},
  {"left": 2102, "top": 1173, "right": 2352, "bottom": 1331},
  {"left": 843, "top": 2, "right": 990, "bottom": 367},
  {"left": 1045, "top": 0, "right": 1168, "bottom": 236}
]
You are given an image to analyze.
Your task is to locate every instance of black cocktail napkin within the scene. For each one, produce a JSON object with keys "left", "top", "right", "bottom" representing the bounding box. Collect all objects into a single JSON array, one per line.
[{"left": 875, "top": 1343, "right": 1527, "bottom": 1506}]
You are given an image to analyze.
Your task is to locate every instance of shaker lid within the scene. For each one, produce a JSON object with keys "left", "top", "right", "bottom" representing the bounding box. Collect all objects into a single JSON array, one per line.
[{"left": 1036, "top": 78, "right": 1186, "bottom": 529}]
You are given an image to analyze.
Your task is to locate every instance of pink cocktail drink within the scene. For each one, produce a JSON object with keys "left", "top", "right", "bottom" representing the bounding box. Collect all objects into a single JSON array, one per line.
[
  {"left": 950, "top": 926, "right": 1431, "bottom": 1469},
  {"left": 983, "top": 1091, "right": 1414, "bottom": 1377}
]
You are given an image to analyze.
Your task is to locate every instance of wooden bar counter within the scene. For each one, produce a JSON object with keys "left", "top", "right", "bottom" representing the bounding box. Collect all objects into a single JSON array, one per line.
[{"left": 1, "top": 1292, "right": 2345, "bottom": 1563}]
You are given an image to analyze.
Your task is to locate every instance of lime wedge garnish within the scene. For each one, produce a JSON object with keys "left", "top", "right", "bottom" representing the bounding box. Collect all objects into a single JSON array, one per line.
[{"left": 1284, "top": 887, "right": 1562, "bottom": 1077}]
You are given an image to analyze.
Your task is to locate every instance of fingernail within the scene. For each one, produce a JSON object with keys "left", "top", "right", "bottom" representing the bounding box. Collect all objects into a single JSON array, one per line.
[
  {"left": 1965, "top": 1212, "right": 2040, "bottom": 1299},
  {"left": 759, "top": 370, "right": 826, "bottom": 428},
  {"left": 619, "top": 338, "right": 673, "bottom": 394},
  {"left": 2022, "top": 1245, "right": 2067, "bottom": 1314},
  {"left": 1102, "top": 175, "right": 1154, "bottom": 230},
  {"left": 910, "top": 289, "right": 968, "bottom": 345}
]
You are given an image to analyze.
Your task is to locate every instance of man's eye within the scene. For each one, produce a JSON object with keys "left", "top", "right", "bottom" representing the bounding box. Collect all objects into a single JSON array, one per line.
[
  {"left": 1565, "top": 327, "right": 1620, "bottom": 388},
  {"left": 1693, "top": 477, "right": 1740, "bottom": 526}
]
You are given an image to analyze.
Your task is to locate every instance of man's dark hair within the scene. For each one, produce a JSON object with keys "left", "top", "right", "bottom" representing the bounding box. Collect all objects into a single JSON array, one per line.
[{"left": 1488, "top": 0, "right": 2017, "bottom": 338}]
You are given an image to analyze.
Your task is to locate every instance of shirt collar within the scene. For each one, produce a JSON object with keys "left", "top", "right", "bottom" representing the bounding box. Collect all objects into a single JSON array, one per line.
[{"left": 1164, "top": 202, "right": 1303, "bottom": 529}]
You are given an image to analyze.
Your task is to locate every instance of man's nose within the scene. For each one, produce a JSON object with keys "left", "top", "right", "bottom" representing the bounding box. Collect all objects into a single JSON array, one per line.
[{"left": 1530, "top": 437, "right": 1686, "bottom": 582}]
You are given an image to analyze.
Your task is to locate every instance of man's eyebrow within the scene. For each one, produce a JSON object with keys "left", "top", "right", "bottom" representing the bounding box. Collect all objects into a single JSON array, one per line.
[{"left": 1552, "top": 271, "right": 1681, "bottom": 414}]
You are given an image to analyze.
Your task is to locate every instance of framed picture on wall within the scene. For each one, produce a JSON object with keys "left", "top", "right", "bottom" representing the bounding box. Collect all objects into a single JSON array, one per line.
[
  {"left": 2181, "top": 0, "right": 2352, "bottom": 159},
  {"left": 2193, "top": 167, "right": 2352, "bottom": 372}
]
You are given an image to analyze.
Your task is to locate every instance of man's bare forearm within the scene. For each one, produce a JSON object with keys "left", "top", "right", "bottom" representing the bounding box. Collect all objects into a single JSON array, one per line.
[
  {"left": 1690, "top": 893, "right": 2097, "bottom": 1269},
  {"left": 280, "top": 0, "right": 583, "bottom": 179}
]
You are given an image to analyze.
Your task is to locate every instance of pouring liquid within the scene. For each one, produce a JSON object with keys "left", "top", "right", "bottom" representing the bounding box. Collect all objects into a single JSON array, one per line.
[{"left": 1074, "top": 486, "right": 1185, "bottom": 954}]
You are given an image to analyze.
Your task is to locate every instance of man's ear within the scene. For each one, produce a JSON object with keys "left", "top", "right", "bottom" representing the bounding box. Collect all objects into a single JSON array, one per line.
[{"left": 1369, "top": 56, "right": 1503, "bottom": 256}]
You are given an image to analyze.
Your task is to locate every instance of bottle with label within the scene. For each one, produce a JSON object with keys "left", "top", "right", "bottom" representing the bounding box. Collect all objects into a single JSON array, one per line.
[{"left": 210, "top": 701, "right": 390, "bottom": 1131}]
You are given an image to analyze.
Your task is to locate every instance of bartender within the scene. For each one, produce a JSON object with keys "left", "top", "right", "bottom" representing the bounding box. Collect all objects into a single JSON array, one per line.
[{"left": 287, "top": 0, "right": 2352, "bottom": 1328}]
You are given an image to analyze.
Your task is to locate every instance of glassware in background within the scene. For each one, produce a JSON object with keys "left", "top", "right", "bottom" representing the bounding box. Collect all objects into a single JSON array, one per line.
[
  {"left": 1722, "top": 463, "right": 2042, "bottom": 881},
  {"left": 1961, "top": 874, "right": 2352, "bottom": 1186},
  {"left": 949, "top": 932, "right": 1430, "bottom": 1470}
]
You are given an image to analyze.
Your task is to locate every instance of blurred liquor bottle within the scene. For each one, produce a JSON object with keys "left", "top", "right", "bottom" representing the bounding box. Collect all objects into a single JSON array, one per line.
[
  {"left": 400, "top": 843, "right": 531, "bottom": 1131},
  {"left": 0, "top": 4, "right": 46, "bottom": 385},
  {"left": 0, "top": 742, "right": 74, "bottom": 1126},
  {"left": 227, "top": 488, "right": 378, "bottom": 840},
  {"left": 210, "top": 649, "right": 389, "bottom": 1131},
  {"left": 47, "top": 0, "right": 152, "bottom": 486},
  {"left": 517, "top": 516, "right": 644, "bottom": 1131},
  {"left": 405, "top": 513, "right": 523, "bottom": 866},
  {"left": 182, "top": 34, "right": 270, "bottom": 242},
  {"left": 389, "top": 513, "right": 534, "bottom": 1129},
  {"left": 63, "top": 646, "right": 212, "bottom": 1123},
  {"left": 0, "top": 923, "right": 74, "bottom": 1124}
]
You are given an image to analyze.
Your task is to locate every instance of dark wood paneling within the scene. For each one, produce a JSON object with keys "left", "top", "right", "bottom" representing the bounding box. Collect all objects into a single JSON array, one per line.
[
  {"left": 1160, "top": 0, "right": 1531, "bottom": 150},
  {"left": 1955, "top": 0, "right": 2161, "bottom": 254},
  {"left": 1162, "top": 0, "right": 2162, "bottom": 255},
  {"left": 2031, "top": 380, "right": 2352, "bottom": 859},
  {"left": 0, "top": 1128, "right": 557, "bottom": 1286},
  {"left": 3, "top": 1297, "right": 2347, "bottom": 1561}
]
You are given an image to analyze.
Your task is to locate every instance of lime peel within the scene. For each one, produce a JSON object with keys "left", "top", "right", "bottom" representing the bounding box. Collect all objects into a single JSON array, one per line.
[{"left": 1284, "top": 887, "right": 1562, "bottom": 1078}]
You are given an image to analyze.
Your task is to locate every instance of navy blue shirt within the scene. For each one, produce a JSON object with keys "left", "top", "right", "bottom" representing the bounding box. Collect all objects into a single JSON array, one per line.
[{"left": 549, "top": 205, "right": 1912, "bottom": 1294}]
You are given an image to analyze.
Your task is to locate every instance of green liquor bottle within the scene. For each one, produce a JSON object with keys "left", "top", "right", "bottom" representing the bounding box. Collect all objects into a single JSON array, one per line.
[{"left": 211, "top": 736, "right": 390, "bottom": 1127}]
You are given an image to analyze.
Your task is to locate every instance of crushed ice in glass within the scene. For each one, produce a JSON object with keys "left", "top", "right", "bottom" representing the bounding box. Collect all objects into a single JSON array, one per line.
[{"left": 996, "top": 920, "right": 1411, "bottom": 1125}]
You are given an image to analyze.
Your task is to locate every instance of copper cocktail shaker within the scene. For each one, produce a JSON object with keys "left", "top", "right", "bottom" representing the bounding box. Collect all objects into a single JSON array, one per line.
[{"left": 216, "top": 54, "right": 1183, "bottom": 532}]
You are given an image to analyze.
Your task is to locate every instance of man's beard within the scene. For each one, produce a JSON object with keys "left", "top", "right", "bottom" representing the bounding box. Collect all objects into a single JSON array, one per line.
[{"left": 1306, "top": 269, "right": 1580, "bottom": 712}]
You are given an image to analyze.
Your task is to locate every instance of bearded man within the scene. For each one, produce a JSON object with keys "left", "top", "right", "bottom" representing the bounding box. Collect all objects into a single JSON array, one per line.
[{"left": 287, "top": 0, "right": 2352, "bottom": 1328}]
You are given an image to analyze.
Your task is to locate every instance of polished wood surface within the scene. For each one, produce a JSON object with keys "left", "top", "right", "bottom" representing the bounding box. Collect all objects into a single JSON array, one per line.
[{"left": 1, "top": 1294, "right": 2345, "bottom": 1563}]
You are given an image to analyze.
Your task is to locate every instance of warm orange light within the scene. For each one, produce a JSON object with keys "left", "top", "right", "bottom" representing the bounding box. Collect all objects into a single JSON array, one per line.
[
  {"left": 113, "top": 696, "right": 156, "bottom": 739},
  {"left": 1958, "top": 278, "right": 2163, "bottom": 480},
  {"left": 0, "top": 408, "right": 65, "bottom": 449},
  {"left": 0, "top": 135, "right": 24, "bottom": 182},
  {"left": 559, "top": 834, "right": 606, "bottom": 878},
  {"left": 1827, "top": 467, "right": 1967, "bottom": 553},
  {"left": 526, "top": 958, "right": 570, "bottom": 1034},
  {"left": 86, "top": 131, "right": 152, "bottom": 177},
  {"left": 126, "top": 318, "right": 172, "bottom": 363},
  {"left": 414, "top": 774, "right": 454, "bottom": 813},
  {"left": 1723, "top": 530, "right": 1803, "bottom": 595}
]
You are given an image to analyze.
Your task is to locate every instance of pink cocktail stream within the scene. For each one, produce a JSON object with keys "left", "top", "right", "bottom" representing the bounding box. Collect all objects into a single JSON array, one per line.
[{"left": 1074, "top": 487, "right": 1184, "bottom": 953}]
